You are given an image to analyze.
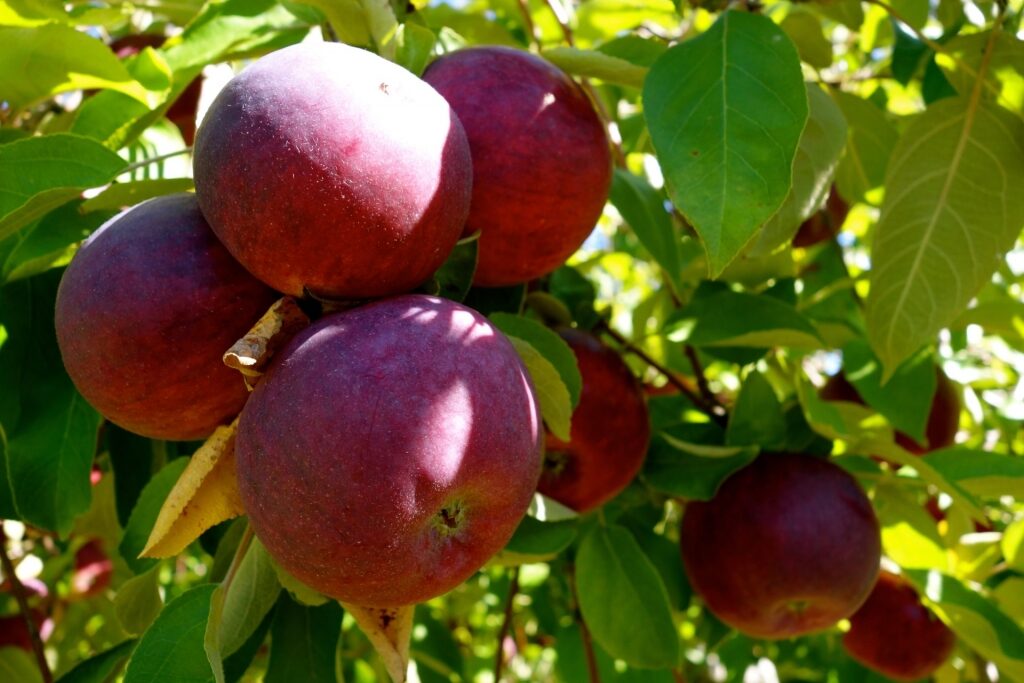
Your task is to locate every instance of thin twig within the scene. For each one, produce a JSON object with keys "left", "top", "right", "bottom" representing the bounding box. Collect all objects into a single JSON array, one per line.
[
  {"left": 684, "top": 345, "right": 718, "bottom": 409},
  {"left": 0, "top": 526, "right": 52, "bottom": 683},
  {"left": 493, "top": 566, "right": 520, "bottom": 682},
  {"left": 513, "top": 0, "right": 539, "bottom": 49},
  {"left": 597, "top": 321, "right": 728, "bottom": 426},
  {"left": 567, "top": 565, "right": 601, "bottom": 683},
  {"left": 120, "top": 147, "right": 193, "bottom": 175}
]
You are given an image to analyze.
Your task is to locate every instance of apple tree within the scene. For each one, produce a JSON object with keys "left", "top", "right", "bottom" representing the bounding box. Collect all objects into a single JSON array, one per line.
[{"left": 0, "top": 0, "right": 1023, "bottom": 682}]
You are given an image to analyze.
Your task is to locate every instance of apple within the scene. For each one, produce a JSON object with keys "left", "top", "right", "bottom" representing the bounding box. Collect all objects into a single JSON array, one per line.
[
  {"left": 55, "top": 193, "right": 277, "bottom": 440},
  {"left": 235, "top": 295, "right": 543, "bottom": 606},
  {"left": 680, "top": 453, "right": 881, "bottom": 639},
  {"left": 423, "top": 46, "right": 612, "bottom": 287},
  {"left": 820, "top": 367, "right": 960, "bottom": 454},
  {"left": 71, "top": 540, "right": 113, "bottom": 598},
  {"left": 0, "top": 610, "right": 45, "bottom": 651},
  {"left": 843, "top": 570, "right": 956, "bottom": 680},
  {"left": 537, "top": 329, "right": 650, "bottom": 512},
  {"left": 792, "top": 187, "right": 849, "bottom": 248},
  {"left": 193, "top": 41, "right": 472, "bottom": 300}
]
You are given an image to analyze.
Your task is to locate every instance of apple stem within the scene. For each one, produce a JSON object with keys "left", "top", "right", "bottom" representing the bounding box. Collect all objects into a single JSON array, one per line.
[
  {"left": 493, "top": 567, "right": 520, "bottom": 683},
  {"left": 0, "top": 525, "right": 52, "bottom": 683},
  {"left": 597, "top": 321, "right": 727, "bottom": 427}
]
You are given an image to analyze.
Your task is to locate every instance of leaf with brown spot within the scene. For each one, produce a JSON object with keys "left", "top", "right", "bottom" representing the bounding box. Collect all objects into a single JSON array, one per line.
[{"left": 342, "top": 603, "right": 414, "bottom": 683}]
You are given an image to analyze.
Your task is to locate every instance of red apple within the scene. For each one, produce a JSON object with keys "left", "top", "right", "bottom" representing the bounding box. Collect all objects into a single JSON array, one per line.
[
  {"left": 537, "top": 329, "right": 650, "bottom": 512},
  {"left": 423, "top": 46, "right": 612, "bottom": 287},
  {"left": 193, "top": 42, "right": 472, "bottom": 299},
  {"left": 843, "top": 570, "right": 956, "bottom": 680},
  {"left": 55, "top": 193, "right": 277, "bottom": 440},
  {"left": 820, "top": 367, "right": 960, "bottom": 454},
  {"left": 792, "top": 187, "right": 849, "bottom": 248},
  {"left": 0, "top": 610, "right": 45, "bottom": 651},
  {"left": 236, "top": 295, "right": 543, "bottom": 606},
  {"left": 71, "top": 540, "right": 113, "bottom": 598},
  {"left": 680, "top": 453, "right": 881, "bottom": 639}
]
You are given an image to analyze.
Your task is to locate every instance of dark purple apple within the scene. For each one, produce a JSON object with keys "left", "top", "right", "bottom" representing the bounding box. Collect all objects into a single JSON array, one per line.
[
  {"left": 538, "top": 329, "right": 650, "bottom": 512},
  {"left": 843, "top": 570, "right": 956, "bottom": 680},
  {"left": 423, "top": 46, "right": 612, "bottom": 287},
  {"left": 236, "top": 295, "right": 543, "bottom": 606},
  {"left": 193, "top": 41, "right": 472, "bottom": 300},
  {"left": 820, "top": 367, "right": 961, "bottom": 455},
  {"left": 680, "top": 453, "right": 881, "bottom": 639},
  {"left": 55, "top": 194, "right": 277, "bottom": 440}
]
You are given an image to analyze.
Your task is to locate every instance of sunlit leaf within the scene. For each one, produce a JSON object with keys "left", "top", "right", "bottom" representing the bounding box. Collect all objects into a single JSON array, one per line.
[{"left": 123, "top": 585, "right": 216, "bottom": 683}]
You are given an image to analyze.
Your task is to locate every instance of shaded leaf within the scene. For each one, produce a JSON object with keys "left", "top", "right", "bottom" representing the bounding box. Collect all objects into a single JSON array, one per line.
[
  {"left": 610, "top": 169, "right": 683, "bottom": 293},
  {"left": 2, "top": 201, "right": 112, "bottom": 283},
  {"left": 643, "top": 10, "right": 807, "bottom": 276},
  {"left": 832, "top": 91, "right": 898, "bottom": 204},
  {"left": 866, "top": 98, "right": 1024, "bottom": 375},
  {"left": 57, "top": 639, "right": 136, "bottom": 683},
  {"left": 114, "top": 567, "right": 163, "bottom": 636},
  {"left": 119, "top": 458, "right": 188, "bottom": 574},
  {"left": 265, "top": 595, "right": 342, "bottom": 683},
  {"left": 507, "top": 337, "right": 573, "bottom": 441},
  {"left": 491, "top": 313, "right": 581, "bottom": 408},
  {"left": 924, "top": 448, "right": 1024, "bottom": 500},
  {"left": 576, "top": 524, "right": 679, "bottom": 668},
  {"left": 726, "top": 370, "right": 786, "bottom": 449},
  {"left": 123, "top": 585, "right": 216, "bottom": 683}
]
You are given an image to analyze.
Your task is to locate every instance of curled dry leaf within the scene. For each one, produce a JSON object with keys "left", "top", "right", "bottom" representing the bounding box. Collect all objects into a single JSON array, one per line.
[
  {"left": 342, "top": 603, "right": 414, "bottom": 683},
  {"left": 222, "top": 296, "right": 310, "bottom": 388},
  {"left": 140, "top": 420, "right": 245, "bottom": 558}
]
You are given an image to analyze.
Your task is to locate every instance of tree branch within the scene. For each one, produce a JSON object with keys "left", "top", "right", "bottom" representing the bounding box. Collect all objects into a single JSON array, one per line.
[
  {"left": 493, "top": 566, "right": 520, "bottom": 682},
  {"left": 684, "top": 345, "right": 719, "bottom": 410},
  {"left": 0, "top": 526, "right": 51, "bottom": 683},
  {"left": 597, "top": 321, "right": 727, "bottom": 427}
]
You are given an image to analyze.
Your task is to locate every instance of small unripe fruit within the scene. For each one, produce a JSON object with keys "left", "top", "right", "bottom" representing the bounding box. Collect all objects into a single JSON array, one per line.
[
  {"left": 681, "top": 453, "right": 881, "bottom": 639},
  {"left": 55, "top": 194, "right": 276, "bottom": 440},
  {"left": 194, "top": 41, "right": 473, "bottom": 299},
  {"left": 424, "top": 46, "right": 612, "bottom": 287},
  {"left": 236, "top": 295, "right": 543, "bottom": 606}
]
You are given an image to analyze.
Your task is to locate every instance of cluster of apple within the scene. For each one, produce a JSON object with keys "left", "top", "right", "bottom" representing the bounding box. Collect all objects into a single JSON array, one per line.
[
  {"left": 52, "top": 36, "right": 960, "bottom": 678},
  {"left": 55, "top": 40, "right": 617, "bottom": 607}
]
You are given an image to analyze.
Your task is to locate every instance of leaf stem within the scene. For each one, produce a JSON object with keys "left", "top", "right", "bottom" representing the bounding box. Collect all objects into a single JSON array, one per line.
[
  {"left": 597, "top": 321, "right": 728, "bottom": 427},
  {"left": 0, "top": 525, "right": 52, "bottom": 683},
  {"left": 493, "top": 566, "right": 520, "bottom": 682}
]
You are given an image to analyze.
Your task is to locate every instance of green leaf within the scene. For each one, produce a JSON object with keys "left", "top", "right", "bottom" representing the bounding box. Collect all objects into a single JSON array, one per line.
[
  {"left": 610, "top": 169, "right": 683, "bottom": 294},
  {"left": 643, "top": 10, "right": 808, "bottom": 276},
  {"left": 115, "top": 567, "right": 164, "bottom": 636},
  {"left": 542, "top": 47, "right": 648, "bottom": 88},
  {"left": 924, "top": 448, "right": 1024, "bottom": 500},
  {"left": 57, "top": 639, "right": 136, "bottom": 683},
  {"left": 80, "top": 178, "right": 195, "bottom": 214},
  {"left": 507, "top": 337, "right": 572, "bottom": 440},
  {"left": 1, "top": 271, "right": 101, "bottom": 534},
  {"left": 291, "top": 0, "right": 370, "bottom": 45},
  {"left": 726, "top": 371, "right": 786, "bottom": 449},
  {"left": 842, "top": 339, "right": 936, "bottom": 442},
  {"left": 577, "top": 525, "right": 679, "bottom": 668},
  {"left": 205, "top": 537, "right": 281, "bottom": 682},
  {"left": 832, "top": 91, "right": 899, "bottom": 204},
  {"left": 0, "top": 24, "right": 151, "bottom": 111},
  {"left": 938, "top": 32, "right": 1024, "bottom": 116},
  {"left": 875, "top": 483, "right": 948, "bottom": 571},
  {"left": 866, "top": 98, "right": 1024, "bottom": 376},
  {"left": 814, "top": 0, "right": 864, "bottom": 29},
  {"left": 430, "top": 236, "right": 477, "bottom": 303},
  {"left": 1002, "top": 520, "right": 1024, "bottom": 573},
  {"left": 905, "top": 570, "right": 1024, "bottom": 681},
  {"left": 124, "top": 584, "right": 216, "bottom": 683},
  {"left": 665, "top": 285, "right": 822, "bottom": 349},
  {"left": 780, "top": 10, "right": 832, "bottom": 69},
  {"left": 267, "top": 555, "right": 328, "bottom": 607},
  {"left": 752, "top": 83, "right": 847, "bottom": 255},
  {"left": 491, "top": 313, "right": 581, "bottom": 409},
  {"left": 644, "top": 432, "right": 757, "bottom": 501},
  {"left": 502, "top": 516, "right": 577, "bottom": 561},
  {"left": 0, "top": 648, "right": 42, "bottom": 683},
  {"left": 0, "top": 133, "right": 125, "bottom": 241},
  {"left": 394, "top": 23, "right": 436, "bottom": 76},
  {"left": 3, "top": 202, "right": 113, "bottom": 283},
  {"left": 889, "top": 0, "right": 929, "bottom": 29},
  {"left": 265, "top": 594, "right": 342, "bottom": 683},
  {"left": 120, "top": 458, "right": 189, "bottom": 575}
]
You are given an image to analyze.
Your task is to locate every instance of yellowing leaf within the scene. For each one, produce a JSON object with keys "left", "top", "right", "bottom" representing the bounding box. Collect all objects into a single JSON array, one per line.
[
  {"left": 223, "top": 296, "right": 309, "bottom": 387},
  {"left": 508, "top": 337, "right": 572, "bottom": 441},
  {"left": 140, "top": 421, "right": 245, "bottom": 558},
  {"left": 343, "top": 603, "right": 414, "bottom": 683}
]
